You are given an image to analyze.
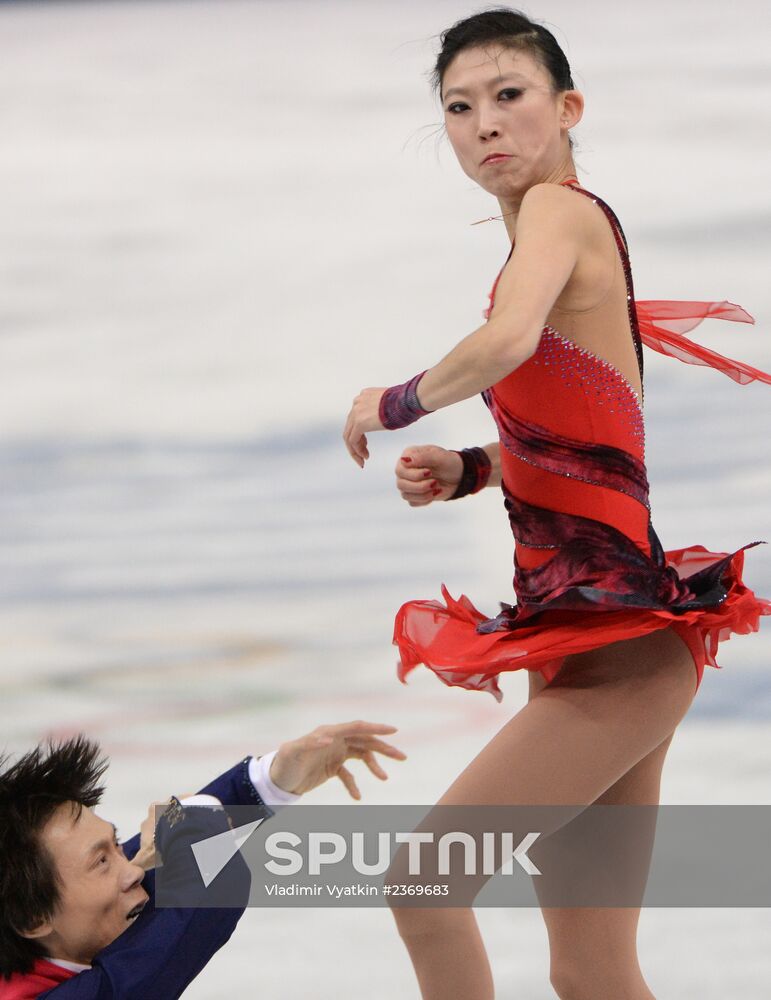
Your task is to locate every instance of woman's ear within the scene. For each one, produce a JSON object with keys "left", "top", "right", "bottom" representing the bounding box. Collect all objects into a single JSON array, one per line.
[{"left": 560, "top": 89, "right": 585, "bottom": 130}]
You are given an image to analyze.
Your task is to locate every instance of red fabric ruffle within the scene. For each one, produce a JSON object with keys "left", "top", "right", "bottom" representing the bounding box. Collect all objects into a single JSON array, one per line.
[
  {"left": 393, "top": 544, "right": 771, "bottom": 702},
  {"left": 636, "top": 300, "right": 771, "bottom": 385}
]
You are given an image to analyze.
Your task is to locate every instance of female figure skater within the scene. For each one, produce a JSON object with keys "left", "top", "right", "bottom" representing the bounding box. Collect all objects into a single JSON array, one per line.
[{"left": 342, "top": 9, "right": 771, "bottom": 999}]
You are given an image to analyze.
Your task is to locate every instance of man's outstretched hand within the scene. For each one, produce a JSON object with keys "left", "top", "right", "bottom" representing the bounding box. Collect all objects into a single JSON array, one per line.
[{"left": 269, "top": 720, "right": 407, "bottom": 800}]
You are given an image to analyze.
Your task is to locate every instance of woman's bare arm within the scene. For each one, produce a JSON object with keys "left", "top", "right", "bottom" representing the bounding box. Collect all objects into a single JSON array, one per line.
[
  {"left": 344, "top": 184, "right": 587, "bottom": 467},
  {"left": 401, "top": 184, "right": 583, "bottom": 413},
  {"left": 482, "top": 441, "right": 502, "bottom": 487}
]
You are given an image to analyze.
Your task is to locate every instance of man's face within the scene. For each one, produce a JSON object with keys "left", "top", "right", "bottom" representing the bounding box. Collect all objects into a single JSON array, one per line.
[{"left": 34, "top": 802, "right": 149, "bottom": 965}]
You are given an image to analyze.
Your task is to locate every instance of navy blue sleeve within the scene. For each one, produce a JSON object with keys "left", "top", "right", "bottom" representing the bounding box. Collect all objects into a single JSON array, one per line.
[
  {"left": 39, "top": 759, "right": 274, "bottom": 999},
  {"left": 198, "top": 755, "right": 275, "bottom": 819},
  {"left": 120, "top": 756, "right": 274, "bottom": 863}
]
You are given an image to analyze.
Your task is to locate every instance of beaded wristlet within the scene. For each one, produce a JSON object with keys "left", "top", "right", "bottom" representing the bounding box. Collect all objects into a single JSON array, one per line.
[
  {"left": 448, "top": 447, "right": 492, "bottom": 500},
  {"left": 379, "top": 371, "right": 432, "bottom": 430}
]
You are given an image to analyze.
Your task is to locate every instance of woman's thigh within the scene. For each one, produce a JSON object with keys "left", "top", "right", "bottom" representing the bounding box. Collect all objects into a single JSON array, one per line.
[
  {"left": 528, "top": 700, "right": 676, "bottom": 973},
  {"left": 537, "top": 737, "right": 673, "bottom": 957},
  {"left": 525, "top": 632, "right": 683, "bottom": 973},
  {"left": 389, "top": 627, "right": 695, "bottom": 897},
  {"left": 436, "top": 625, "right": 696, "bottom": 810}
]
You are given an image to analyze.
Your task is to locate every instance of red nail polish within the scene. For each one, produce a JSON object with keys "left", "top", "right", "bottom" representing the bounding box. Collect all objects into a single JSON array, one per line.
[{"left": 403, "top": 457, "right": 412, "bottom": 464}]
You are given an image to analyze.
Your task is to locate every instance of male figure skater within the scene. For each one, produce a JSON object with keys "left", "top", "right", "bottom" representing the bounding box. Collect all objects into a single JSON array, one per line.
[{"left": 0, "top": 719, "right": 405, "bottom": 998}]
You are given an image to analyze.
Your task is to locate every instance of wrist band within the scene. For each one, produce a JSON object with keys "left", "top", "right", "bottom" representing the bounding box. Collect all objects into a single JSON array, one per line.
[
  {"left": 448, "top": 447, "right": 492, "bottom": 500},
  {"left": 379, "top": 370, "right": 431, "bottom": 430}
]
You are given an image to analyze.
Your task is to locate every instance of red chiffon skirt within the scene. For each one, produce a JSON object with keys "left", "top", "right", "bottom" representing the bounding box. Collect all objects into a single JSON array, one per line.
[{"left": 394, "top": 543, "right": 769, "bottom": 702}]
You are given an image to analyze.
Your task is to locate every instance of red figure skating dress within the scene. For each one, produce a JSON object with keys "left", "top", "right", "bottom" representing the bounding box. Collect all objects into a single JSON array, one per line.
[{"left": 393, "top": 180, "right": 771, "bottom": 701}]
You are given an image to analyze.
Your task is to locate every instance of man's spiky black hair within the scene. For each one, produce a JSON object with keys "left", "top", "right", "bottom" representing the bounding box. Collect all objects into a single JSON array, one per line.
[{"left": 0, "top": 735, "right": 108, "bottom": 978}]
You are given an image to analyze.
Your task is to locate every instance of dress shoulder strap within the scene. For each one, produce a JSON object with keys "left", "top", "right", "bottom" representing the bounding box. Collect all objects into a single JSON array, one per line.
[
  {"left": 561, "top": 180, "right": 645, "bottom": 391},
  {"left": 561, "top": 180, "right": 769, "bottom": 388}
]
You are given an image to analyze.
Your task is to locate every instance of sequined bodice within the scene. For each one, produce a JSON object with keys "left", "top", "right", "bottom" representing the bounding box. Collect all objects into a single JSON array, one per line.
[
  {"left": 482, "top": 182, "right": 655, "bottom": 569},
  {"left": 496, "top": 324, "right": 646, "bottom": 453}
]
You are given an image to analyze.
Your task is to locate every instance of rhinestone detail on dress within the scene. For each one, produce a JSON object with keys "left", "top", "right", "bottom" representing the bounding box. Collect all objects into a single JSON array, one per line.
[
  {"left": 562, "top": 180, "right": 646, "bottom": 401},
  {"left": 531, "top": 326, "right": 645, "bottom": 447}
]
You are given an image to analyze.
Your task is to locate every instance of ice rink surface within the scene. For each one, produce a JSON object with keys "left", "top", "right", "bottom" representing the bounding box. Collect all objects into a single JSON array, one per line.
[{"left": 1, "top": 0, "right": 770, "bottom": 995}]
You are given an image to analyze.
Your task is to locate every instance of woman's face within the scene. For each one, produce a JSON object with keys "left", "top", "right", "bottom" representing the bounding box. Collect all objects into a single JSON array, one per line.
[{"left": 441, "top": 45, "right": 576, "bottom": 198}]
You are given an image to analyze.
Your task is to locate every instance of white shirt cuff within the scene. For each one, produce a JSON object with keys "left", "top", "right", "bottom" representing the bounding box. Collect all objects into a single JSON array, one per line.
[
  {"left": 248, "top": 751, "right": 302, "bottom": 808},
  {"left": 179, "top": 793, "right": 223, "bottom": 808}
]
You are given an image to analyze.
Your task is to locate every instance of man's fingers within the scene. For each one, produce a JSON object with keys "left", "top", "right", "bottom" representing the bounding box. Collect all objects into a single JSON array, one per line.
[
  {"left": 142, "top": 798, "right": 174, "bottom": 824},
  {"left": 347, "top": 738, "right": 408, "bottom": 761},
  {"left": 337, "top": 765, "right": 361, "bottom": 800},
  {"left": 132, "top": 843, "right": 157, "bottom": 872},
  {"left": 322, "top": 721, "right": 398, "bottom": 738},
  {"left": 360, "top": 751, "right": 388, "bottom": 781},
  {"left": 313, "top": 722, "right": 401, "bottom": 749}
]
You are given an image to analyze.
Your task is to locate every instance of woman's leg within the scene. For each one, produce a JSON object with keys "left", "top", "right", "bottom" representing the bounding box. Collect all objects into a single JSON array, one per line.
[
  {"left": 389, "top": 625, "right": 697, "bottom": 1000},
  {"left": 527, "top": 668, "right": 675, "bottom": 1000}
]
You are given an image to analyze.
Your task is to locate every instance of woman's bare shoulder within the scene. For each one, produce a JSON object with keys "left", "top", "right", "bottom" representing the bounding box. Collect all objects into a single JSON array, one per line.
[{"left": 516, "top": 182, "right": 606, "bottom": 244}]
